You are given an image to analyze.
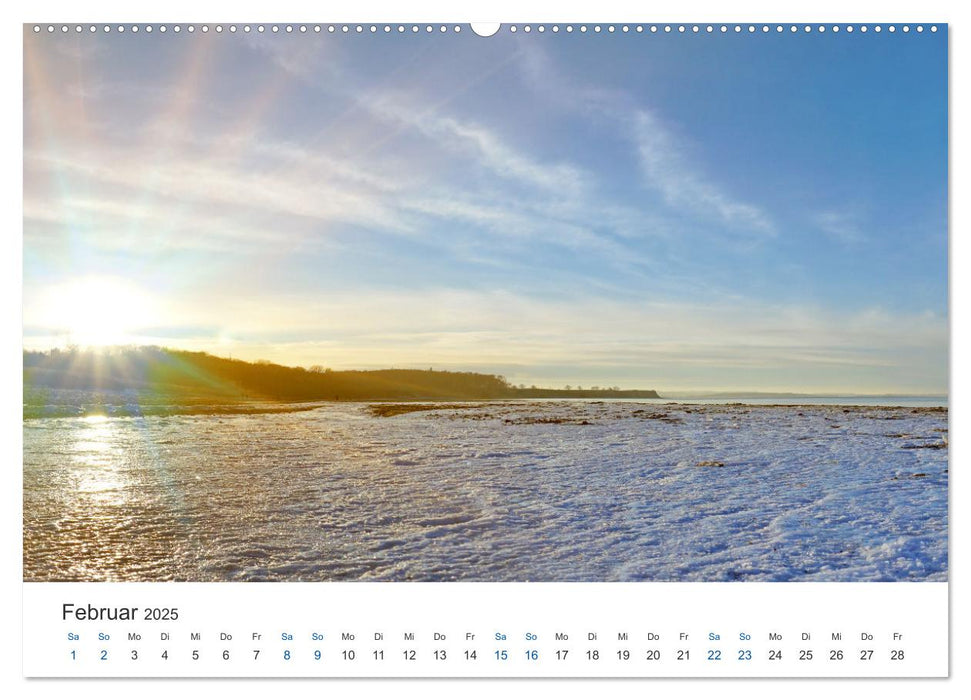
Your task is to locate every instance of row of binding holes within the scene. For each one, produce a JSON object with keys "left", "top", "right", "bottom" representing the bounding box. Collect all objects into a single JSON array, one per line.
[
  {"left": 32, "top": 24, "right": 940, "bottom": 34},
  {"left": 32, "top": 24, "right": 464, "bottom": 34},
  {"left": 509, "top": 24, "right": 937, "bottom": 34}
]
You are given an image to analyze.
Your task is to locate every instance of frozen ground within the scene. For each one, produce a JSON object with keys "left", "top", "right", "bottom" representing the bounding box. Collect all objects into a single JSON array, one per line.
[{"left": 23, "top": 401, "right": 948, "bottom": 581}]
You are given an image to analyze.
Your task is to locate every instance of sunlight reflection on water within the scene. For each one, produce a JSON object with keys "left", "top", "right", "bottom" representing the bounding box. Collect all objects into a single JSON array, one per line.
[{"left": 23, "top": 402, "right": 948, "bottom": 582}]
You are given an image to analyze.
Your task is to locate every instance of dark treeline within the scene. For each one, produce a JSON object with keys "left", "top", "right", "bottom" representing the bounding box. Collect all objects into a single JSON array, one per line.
[{"left": 23, "top": 346, "right": 660, "bottom": 404}]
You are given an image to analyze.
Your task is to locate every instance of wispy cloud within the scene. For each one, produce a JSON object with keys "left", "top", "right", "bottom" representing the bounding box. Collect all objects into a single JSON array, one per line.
[
  {"left": 632, "top": 110, "right": 774, "bottom": 234},
  {"left": 24, "top": 140, "right": 416, "bottom": 248},
  {"left": 516, "top": 42, "right": 775, "bottom": 236},
  {"left": 242, "top": 32, "right": 339, "bottom": 81},
  {"left": 814, "top": 208, "right": 867, "bottom": 244},
  {"left": 365, "top": 93, "right": 586, "bottom": 195}
]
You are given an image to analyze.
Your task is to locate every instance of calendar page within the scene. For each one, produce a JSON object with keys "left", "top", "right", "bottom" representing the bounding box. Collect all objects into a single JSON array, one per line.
[{"left": 17, "top": 0, "right": 952, "bottom": 691}]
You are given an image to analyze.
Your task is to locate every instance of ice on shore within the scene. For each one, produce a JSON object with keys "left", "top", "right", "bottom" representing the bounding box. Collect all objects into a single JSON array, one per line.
[{"left": 22, "top": 401, "right": 948, "bottom": 582}]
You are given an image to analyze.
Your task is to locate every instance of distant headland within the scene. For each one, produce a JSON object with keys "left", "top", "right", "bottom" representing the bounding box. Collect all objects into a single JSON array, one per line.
[{"left": 23, "top": 347, "right": 660, "bottom": 418}]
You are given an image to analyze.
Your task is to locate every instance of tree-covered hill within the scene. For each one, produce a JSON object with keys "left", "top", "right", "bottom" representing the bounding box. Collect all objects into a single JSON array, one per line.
[{"left": 23, "top": 346, "right": 659, "bottom": 416}]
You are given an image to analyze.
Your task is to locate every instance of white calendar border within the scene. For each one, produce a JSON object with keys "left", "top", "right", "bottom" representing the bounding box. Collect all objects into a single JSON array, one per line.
[{"left": 4, "top": 0, "right": 964, "bottom": 697}]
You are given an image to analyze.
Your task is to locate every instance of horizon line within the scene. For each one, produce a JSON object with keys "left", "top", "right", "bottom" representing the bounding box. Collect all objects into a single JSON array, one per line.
[{"left": 21, "top": 344, "right": 948, "bottom": 398}]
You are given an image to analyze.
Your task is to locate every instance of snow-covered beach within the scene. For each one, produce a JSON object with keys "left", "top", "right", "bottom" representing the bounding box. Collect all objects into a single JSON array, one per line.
[{"left": 23, "top": 401, "right": 947, "bottom": 582}]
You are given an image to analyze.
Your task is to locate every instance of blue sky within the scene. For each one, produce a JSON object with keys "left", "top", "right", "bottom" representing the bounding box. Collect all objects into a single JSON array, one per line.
[{"left": 23, "top": 25, "right": 948, "bottom": 393}]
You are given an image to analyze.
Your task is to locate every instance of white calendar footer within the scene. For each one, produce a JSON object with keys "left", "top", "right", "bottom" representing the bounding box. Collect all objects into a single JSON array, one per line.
[{"left": 23, "top": 581, "right": 948, "bottom": 677}]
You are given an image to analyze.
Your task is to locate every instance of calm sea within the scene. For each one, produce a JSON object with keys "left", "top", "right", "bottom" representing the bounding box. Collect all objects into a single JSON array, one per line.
[{"left": 659, "top": 396, "right": 948, "bottom": 408}]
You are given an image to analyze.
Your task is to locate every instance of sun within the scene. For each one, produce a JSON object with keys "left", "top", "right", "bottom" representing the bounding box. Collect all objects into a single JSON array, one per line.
[{"left": 45, "top": 276, "right": 157, "bottom": 348}]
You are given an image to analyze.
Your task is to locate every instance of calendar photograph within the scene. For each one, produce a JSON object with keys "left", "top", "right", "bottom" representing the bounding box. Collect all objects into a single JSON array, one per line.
[{"left": 23, "top": 23, "right": 947, "bottom": 585}]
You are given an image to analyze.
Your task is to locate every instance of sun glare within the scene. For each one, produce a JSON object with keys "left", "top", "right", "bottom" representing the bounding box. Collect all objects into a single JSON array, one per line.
[{"left": 43, "top": 276, "right": 158, "bottom": 348}]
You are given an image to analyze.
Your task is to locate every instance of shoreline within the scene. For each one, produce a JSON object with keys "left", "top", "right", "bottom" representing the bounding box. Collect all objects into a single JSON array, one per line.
[{"left": 23, "top": 397, "right": 948, "bottom": 420}]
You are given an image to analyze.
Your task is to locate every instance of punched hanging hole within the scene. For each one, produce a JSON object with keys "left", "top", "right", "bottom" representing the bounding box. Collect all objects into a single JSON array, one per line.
[{"left": 470, "top": 23, "right": 501, "bottom": 37}]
